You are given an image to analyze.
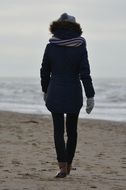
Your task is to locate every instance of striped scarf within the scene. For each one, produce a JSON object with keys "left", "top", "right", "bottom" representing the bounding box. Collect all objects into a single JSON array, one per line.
[{"left": 49, "top": 36, "right": 85, "bottom": 47}]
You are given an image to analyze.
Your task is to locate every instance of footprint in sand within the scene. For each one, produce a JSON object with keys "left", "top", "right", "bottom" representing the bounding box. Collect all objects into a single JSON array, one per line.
[
  {"left": 0, "top": 179, "right": 6, "bottom": 184},
  {"left": 3, "top": 169, "right": 11, "bottom": 173},
  {"left": 121, "top": 157, "right": 126, "bottom": 165},
  {"left": 90, "top": 186, "right": 97, "bottom": 188},
  {"left": 11, "top": 159, "right": 22, "bottom": 166},
  {"left": 96, "top": 152, "right": 105, "bottom": 157},
  {"left": 0, "top": 162, "right": 4, "bottom": 168},
  {"left": 30, "top": 168, "right": 37, "bottom": 171}
]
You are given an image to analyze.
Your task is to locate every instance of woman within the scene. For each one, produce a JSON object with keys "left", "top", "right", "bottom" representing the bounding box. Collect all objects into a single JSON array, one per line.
[{"left": 40, "top": 13, "right": 95, "bottom": 178}]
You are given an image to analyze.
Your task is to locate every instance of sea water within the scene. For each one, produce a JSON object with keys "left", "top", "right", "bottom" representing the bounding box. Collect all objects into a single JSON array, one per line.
[{"left": 0, "top": 77, "right": 126, "bottom": 122}]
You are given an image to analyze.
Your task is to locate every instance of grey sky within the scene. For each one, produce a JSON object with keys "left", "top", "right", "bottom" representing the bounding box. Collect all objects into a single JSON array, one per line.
[{"left": 0, "top": 0, "right": 126, "bottom": 78}]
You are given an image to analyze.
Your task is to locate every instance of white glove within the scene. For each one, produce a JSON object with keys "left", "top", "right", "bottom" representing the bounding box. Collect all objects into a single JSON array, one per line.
[
  {"left": 43, "top": 93, "right": 47, "bottom": 102},
  {"left": 86, "top": 97, "right": 94, "bottom": 114}
]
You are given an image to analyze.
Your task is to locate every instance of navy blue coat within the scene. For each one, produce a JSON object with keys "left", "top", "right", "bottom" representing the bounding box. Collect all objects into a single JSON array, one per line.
[{"left": 40, "top": 40, "right": 95, "bottom": 113}]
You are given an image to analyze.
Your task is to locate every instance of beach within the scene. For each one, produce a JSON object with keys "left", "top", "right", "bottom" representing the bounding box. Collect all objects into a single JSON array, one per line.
[{"left": 0, "top": 111, "right": 126, "bottom": 190}]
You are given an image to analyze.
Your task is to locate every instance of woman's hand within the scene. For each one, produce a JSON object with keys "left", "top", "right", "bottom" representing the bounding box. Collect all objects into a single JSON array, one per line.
[{"left": 86, "top": 97, "right": 94, "bottom": 114}]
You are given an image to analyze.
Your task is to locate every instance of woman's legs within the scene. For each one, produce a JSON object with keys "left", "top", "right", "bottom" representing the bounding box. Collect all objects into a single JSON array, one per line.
[
  {"left": 66, "top": 112, "right": 79, "bottom": 165},
  {"left": 51, "top": 112, "right": 66, "bottom": 163},
  {"left": 51, "top": 112, "right": 79, "bottom": 176}
]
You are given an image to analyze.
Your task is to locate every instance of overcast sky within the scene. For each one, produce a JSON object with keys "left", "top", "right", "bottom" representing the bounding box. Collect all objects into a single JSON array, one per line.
[{"left": 0, "top": 0, "right": 126, "bottom": 78}]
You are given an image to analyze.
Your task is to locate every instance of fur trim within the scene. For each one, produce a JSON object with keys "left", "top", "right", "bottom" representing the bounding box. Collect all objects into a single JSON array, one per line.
[{"left": 49, "top": 21, "right": 83, "bottom": 36}]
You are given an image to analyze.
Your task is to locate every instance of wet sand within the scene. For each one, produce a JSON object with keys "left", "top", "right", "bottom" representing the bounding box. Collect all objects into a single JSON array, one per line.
[{"left": 0, "top": 111, "right": 126, "bottom": 190}]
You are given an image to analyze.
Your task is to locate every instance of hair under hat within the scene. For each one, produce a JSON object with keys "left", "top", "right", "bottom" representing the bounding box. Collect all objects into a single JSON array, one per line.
[{"left": 49, "top": 13, "right": 83, "bottom": 38}]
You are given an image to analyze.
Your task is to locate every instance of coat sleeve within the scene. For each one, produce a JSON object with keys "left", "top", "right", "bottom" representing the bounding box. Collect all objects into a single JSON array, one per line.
[
  {"left": 40, "top": 44, "right": 51, "bottom": 93},
  {"left": 79, "top": 42, "right": 95, "bottom": 98}
]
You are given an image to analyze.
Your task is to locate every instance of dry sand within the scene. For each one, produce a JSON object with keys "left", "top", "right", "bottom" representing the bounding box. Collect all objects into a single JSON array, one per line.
[{"left": 0, "top": 111, "right": 126, "bottom": 190}]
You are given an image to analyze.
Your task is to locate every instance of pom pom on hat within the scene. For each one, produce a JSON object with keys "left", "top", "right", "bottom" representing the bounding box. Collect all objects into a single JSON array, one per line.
[{"left": 58, "top": 13, "right": 76, "bottom": 23}]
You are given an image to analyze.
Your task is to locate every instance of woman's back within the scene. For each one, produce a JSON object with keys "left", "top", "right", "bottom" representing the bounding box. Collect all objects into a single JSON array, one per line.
[{"left": 45, "top": 43, "right": 84, "bottom": 77}]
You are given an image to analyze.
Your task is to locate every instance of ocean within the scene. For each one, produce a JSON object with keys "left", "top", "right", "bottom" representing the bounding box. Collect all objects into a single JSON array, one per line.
[{"left": 0, "top": 77, "right": 126, "bottom": 122}]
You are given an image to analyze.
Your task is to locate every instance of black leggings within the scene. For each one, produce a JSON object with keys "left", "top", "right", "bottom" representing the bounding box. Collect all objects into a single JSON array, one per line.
[{"left": 51, "top": 112, "right": 79, "bottom": 164}]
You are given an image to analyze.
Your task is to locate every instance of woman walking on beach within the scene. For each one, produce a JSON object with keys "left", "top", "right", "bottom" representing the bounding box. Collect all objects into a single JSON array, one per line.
[{"left": 40, "top": 13, "right": 95, "bottom": 178}]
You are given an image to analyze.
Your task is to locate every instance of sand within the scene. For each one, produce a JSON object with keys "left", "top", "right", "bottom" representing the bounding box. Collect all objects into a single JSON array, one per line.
[{"left": 0, "top": 111, "right": 126, "bottom": 190}]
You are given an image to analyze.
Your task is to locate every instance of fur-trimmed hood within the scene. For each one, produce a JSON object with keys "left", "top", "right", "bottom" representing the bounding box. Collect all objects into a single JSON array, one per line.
[{"left": 49, "top": 21, "right": 83, "bottom": 40}]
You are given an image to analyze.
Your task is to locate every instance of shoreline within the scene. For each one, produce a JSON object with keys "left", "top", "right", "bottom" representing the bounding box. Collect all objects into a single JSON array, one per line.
[
  {"left": 0, "top": 111, "right": 126, "bottom": 190},
  {"left": 0, "top": 110, "right": 126, "bottom": 124}
]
